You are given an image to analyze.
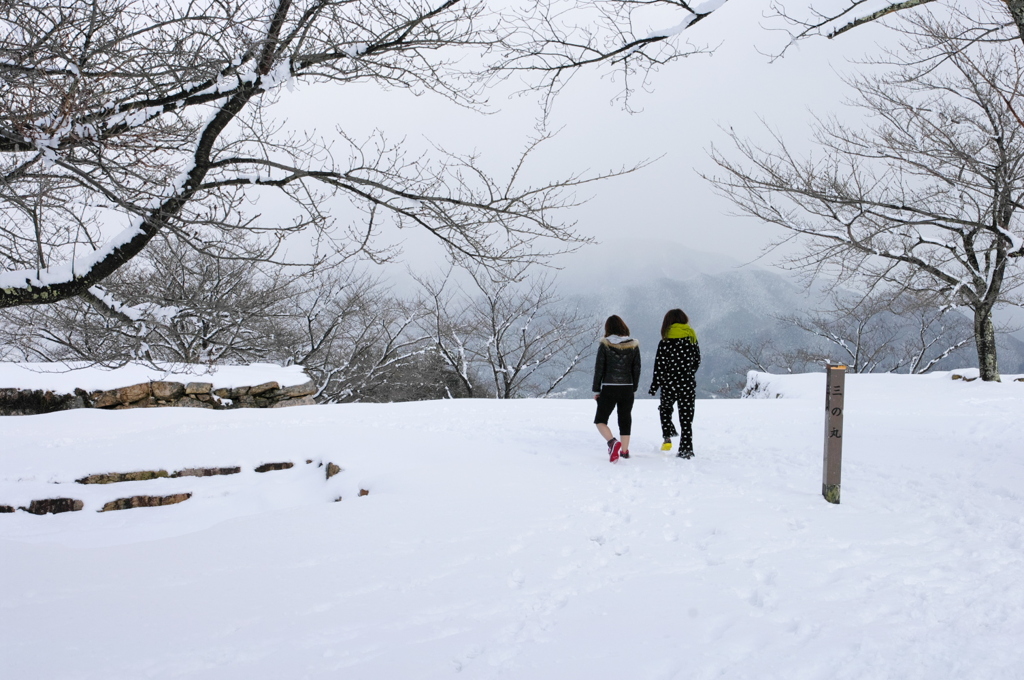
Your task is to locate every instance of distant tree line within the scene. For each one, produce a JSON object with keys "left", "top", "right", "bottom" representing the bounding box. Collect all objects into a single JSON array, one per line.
[
  {"left": 0, "top": 237, "right": 593, "bottom": 402},
  {"left": 729, "top": 288, "right": 977, "bottom": 378}
]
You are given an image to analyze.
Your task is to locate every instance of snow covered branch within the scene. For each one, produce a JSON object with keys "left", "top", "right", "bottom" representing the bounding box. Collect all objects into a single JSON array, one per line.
[
  {"left": 767, "top": 0, "right": 1024, "bottom": 56},
  {"left": 2, "top": 0, "right": 703, "bottom": 309}
]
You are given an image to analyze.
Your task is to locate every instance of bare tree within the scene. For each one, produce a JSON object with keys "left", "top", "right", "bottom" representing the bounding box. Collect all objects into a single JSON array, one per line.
[
  {"left": 0, "top": 294, "right": 136, "bottom": 364},
  {"left": 416, "top": 268, "right": 482, "bottom": 397},
  {"left": 417, "top": 261, "right": 592, "bottom": 398},
  {"left": 0, "top": 234, "right": 309, "bottom": 365},
  {"left": 0, "top": 242, "right": 479, "bottom": 401},
  {"left": 781, "top": 290, "right": 974, "bottom": 373},
  {"left": 771, "top": 1, "right": 1024, "bottom": 51},
  {"left": 358, "top": 350, "right": 474, "bottom": 402},
  {"left": 729, "top": 288, "right": 974, "bottom": 378},
  {"left": 728, "top": 335, "right": 821, "bottom": 375},
  {"left": 118, "top": 238, "right": 304, "bottom": 364},
  {"left": 0, "top": 0, "right": 727, "bottom": 309},
  {"left": 709, "top": 19, "right": 1024, "bottom": 381},
  {"left": 465, "top": 264, "right": 591, "bottom": 398},
  {"left": 276, "top": 267, "right": 433, "bottom": 403}
]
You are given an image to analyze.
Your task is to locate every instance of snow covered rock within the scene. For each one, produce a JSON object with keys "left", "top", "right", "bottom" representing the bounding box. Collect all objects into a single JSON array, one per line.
[
  {"left": 19, "top": 498, "right": 83, "bottom": 515},
  {"left": 0, "top": 362, "right": 316, "bottom": 414},
  {"left": 100, "top": 493, "right": 192, "bottom": 512},
  {"left": 118, "top": 382, "right": 151, "bottom": 404},
  {"left": 0, "top": 387, "right": 87, "bottom": 414},
  {"left": 741, "top": 371, "right": 786, "bottom": 399},
  {"left": 171, "top": 467, "right": 240, "bottom": 478},
  {"left": 248, "top": 381, "right": 280, "bottom": 396},
  {"left": 254, "top": 462, "right": 294, "bottom": 473},
  {"left": 272, "top": 395, "right": 316, "bottom": 408},
  {"left": 174, "top": 395, "right": 218, "bottom": 409},
  {"left": 151, "top": 381, "right": 186, "bottom": 401},
  {"left": 76, "top": 470, "right": 169, "bottom": 485},
  {"left": 281, "top": 381, "right": 316, "bottom": 397}
]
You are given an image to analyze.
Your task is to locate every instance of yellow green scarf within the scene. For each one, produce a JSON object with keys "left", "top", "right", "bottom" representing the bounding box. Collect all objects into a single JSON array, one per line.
[{"left": 665, "top": 323, "right": 697, "bottom": 342}]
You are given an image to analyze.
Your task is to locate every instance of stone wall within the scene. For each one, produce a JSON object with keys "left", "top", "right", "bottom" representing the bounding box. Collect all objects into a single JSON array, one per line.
[
  {"left": 0, "top": 379, "right": 317, "bottom": 416},
  {"left": 2, "top": 459, "right": 358, "bottom": 516}
]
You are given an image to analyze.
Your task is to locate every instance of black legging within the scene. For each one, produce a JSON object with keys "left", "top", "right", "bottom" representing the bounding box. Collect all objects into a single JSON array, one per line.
[
  {"left": 594, "top": 385, "right": 635, "bottom": 436},
  {"left": 659, "top": 391, "right": 694, "bottom": 452}
]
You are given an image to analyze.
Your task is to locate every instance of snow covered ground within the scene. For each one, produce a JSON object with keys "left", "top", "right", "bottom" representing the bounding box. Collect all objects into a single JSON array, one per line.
[{"left": 1, "top": 370, "right": 1022, "bottom": 679}]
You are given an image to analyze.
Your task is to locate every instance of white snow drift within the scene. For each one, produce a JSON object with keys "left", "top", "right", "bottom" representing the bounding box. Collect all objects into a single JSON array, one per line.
[{"left": 1, "top": 369, "right": 1022, "bottom": 679}]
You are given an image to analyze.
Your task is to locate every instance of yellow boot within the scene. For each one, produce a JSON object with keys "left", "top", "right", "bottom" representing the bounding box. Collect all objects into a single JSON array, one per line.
[{"left": 661, "top": 438, "right": 672, "bottom": 452}]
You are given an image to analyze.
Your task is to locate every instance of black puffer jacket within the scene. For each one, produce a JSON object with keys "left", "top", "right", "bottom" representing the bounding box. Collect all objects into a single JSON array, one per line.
[{"left": 592, "top": 336, "right": 642, "bottom": 392}]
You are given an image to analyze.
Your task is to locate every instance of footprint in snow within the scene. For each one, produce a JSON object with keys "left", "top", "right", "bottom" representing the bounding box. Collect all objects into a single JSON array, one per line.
[
  {"left": 452, "top": 645, "right": 485, "bottom": 673},
  {"left": 553, "top": 562, "right": 581, "bottom": 579}
]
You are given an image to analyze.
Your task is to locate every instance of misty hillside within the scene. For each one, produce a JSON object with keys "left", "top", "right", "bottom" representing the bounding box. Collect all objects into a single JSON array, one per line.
[{"left": 554, "top": 240, "right": 1024, "bottom": 397}]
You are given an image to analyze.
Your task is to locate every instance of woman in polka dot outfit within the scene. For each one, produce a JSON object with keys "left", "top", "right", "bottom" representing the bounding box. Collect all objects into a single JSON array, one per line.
[{"left": 649, "top": 309, "right": 701, "bottom": 458}]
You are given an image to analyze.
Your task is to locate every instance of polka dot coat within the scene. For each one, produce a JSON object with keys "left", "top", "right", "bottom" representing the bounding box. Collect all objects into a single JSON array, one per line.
[
  {"left": 649, "top": 336, "right": 700, "bottom": 396},
  {"left": 649, "top": 335, "right": 701, "bottom": 447}
]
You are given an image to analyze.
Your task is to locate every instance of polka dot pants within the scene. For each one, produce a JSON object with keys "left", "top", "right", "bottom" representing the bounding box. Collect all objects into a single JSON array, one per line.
[{"left": 659, "top": 391, "right": 695, "bottom": 453}]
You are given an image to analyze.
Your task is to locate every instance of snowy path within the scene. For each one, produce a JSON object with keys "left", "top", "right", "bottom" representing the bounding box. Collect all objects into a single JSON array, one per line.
[{"left": 1, "top": 373, "right": 1022, "bottom": 679}]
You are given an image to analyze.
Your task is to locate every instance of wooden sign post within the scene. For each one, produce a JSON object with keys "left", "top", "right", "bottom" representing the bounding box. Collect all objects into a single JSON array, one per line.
[{"left": 822, "top": 363, "right": 846, "bottom": 504}]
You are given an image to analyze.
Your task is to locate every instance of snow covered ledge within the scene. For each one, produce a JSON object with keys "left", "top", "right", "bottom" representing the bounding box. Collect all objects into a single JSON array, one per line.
[
  {"left": 742, "top": 368, "right": 1024, "bottom": 400},
  {"left": 0, "top": 362, "right": 316, "bottom": 415}
]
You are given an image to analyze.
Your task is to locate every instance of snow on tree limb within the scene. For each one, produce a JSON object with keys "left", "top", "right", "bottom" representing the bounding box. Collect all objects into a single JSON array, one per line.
[
  {"left": 3, "top": 0, "right": 710, "bottom": 308},
  {"left": 769, "top": 0, "right": 1024, "bottom": 57},
  {"left": 827, "top": 0, "right": 938, "bottom": 39}
]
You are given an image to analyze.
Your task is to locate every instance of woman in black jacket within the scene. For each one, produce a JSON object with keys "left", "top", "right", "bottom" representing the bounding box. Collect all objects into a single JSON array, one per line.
[
  {"left": 593, "top": 315, "right": 641, "bottom": 463},
  {"left": 649, "top": 308, "right": 701, "bottom": 458}
]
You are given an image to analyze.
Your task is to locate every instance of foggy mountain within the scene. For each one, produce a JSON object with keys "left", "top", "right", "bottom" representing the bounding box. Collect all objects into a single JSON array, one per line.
[{"left": 553, "top": 240, "right": 1024, "bottom": 398}]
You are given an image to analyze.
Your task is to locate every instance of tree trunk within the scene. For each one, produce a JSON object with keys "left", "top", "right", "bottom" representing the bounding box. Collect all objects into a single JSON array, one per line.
[
  {"left": 1007, "top": 0, "right": 1024, "bottom": 46},
  {"left": 974, "top": 306, "right": 1001, "bottom": 382}
]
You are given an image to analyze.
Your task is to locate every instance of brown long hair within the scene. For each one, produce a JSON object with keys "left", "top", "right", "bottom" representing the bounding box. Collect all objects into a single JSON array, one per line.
[
  {"left": 660, "top": 309, "right": 689, "bottom": 338},
  {"left": 604, "top": 315, "right": 630, "bottom": 337}
]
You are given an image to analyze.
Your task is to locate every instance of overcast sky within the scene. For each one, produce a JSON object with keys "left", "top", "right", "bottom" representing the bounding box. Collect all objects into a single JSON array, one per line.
[{"left": 272, "top": 0, "right": 893, "bottom": 276}]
